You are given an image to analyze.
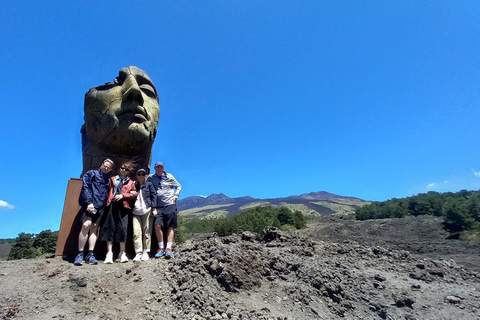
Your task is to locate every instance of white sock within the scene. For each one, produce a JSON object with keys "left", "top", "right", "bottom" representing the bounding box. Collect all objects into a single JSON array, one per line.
[
  {"left": 158, "top": 242, "right": 164, "bottom": 250},
  {"left": 166, "top": 242, "right": 173, "bottom": 250}
]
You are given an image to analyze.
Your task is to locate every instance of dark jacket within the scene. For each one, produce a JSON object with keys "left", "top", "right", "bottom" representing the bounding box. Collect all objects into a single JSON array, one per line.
[
  {"left": 135, "top": 181, "right": 157, "bottom": 209},
  {"left": 78, "top": 168, "right": 110, "bottom": 208}
]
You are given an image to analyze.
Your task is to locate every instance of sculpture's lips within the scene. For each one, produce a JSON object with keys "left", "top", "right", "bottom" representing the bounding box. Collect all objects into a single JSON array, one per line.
[
  {"left": 119, "top": 112, "right": 148, "bottom": 123},
  {"left": 119, "top": 106, "right": 148, "bottom": 123}
]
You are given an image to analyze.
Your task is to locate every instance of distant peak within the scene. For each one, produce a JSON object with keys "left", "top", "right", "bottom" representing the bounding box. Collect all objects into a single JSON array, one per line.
[{"left": 207, "top": 193, "right": 230, "bottom": 199}]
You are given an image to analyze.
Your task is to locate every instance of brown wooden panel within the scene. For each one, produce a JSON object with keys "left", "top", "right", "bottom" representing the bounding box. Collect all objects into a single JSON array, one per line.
[{"left": 55, "top": 178, "right": 82, "bottom": 257}]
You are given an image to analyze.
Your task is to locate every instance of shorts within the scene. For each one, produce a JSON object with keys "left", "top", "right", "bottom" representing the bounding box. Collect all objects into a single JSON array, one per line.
[
  {"left": 78, "top": 205, "right": 105, "bottom": 224},
  {"left": 154, "top": 204, "right": 178, "bottom": 228}
]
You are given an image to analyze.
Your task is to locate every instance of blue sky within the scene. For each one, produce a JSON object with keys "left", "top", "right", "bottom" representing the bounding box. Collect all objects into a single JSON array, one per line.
[{"left": 1, "top": 1, "right": 480, "bottom": 238}]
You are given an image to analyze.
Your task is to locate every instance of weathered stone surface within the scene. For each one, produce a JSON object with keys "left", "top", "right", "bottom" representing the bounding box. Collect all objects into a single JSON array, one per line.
[{"left": 81, "top": 66, "right": 160, "bottom": 175}]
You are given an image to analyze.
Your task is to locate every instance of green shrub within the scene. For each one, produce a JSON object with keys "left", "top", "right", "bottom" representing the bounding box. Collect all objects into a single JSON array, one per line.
[
  {"left": 293, "top": 210, "right": 307, "bottom": 228},
  {"left": 33, "top": 230, "right": 58, "bottom": 254},
  {"left": 174, "top": 216, "right": 188, "bottom": 244},
  {"left": 8, "top": 233, "right": 36, "bottom": 260},
  {"left": 443, "top": 198, "right": 474, "bottom": 235},
  {"left": 184, "top": 205, "right": 308, "bottom": 237}
]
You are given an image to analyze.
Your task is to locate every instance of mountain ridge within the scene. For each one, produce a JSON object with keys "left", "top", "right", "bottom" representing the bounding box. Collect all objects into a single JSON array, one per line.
[{"left": 177, "top": 191, "right": 369, "bottom": 219}]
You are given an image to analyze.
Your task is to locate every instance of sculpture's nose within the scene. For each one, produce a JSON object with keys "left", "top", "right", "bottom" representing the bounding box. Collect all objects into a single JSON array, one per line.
[{"left": 122, "top": 74, "right": 144, "bottom": 105}]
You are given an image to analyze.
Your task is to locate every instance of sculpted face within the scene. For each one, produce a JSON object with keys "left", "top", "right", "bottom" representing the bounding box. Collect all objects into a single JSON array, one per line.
[{"left": 83, "top": 66, "right": 160, "bottom": 152}]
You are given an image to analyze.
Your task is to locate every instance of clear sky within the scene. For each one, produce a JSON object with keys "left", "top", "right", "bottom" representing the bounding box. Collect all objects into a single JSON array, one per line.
[{"left": 1, "top": 1, "right": 480, "bottom": 238}]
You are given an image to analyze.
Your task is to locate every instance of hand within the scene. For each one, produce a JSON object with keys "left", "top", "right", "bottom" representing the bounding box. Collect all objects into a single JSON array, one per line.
[
  {"left": 87, "top": 204, "right": 95, "bottom": 213},
  {"left": 174, "top": 196, "right": 178, "bottom": 203},
  {"left": 114, "top": 194, "right": 123, "bottom": 201},
  {"left": 152, "top": 209, "right": 157, "bottom": 216},
  {"left": 130, "top": 191, "right": 138, "bottom": 196}
]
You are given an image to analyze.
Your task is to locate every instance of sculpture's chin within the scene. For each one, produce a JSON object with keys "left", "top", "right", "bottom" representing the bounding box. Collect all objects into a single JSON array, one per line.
[
  {"left": 122, "top": 120, "right": 156, "bottom": 138},
  {"left": 85, "top": 121, "right": 156, "bottom": 153}
]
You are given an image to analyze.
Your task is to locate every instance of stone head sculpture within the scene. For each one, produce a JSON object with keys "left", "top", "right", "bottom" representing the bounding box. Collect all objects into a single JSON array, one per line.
[{"left": 81, "top": 66, "right": 159, "bottom": 176}]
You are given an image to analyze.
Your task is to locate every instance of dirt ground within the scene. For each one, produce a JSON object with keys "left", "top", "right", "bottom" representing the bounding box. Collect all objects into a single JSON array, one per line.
[
  {"left": 306, "top": 215, "right": 480, "bottom": 273},
  {"left": 1, "top": 216, "right": 480, "bottom": 320}
]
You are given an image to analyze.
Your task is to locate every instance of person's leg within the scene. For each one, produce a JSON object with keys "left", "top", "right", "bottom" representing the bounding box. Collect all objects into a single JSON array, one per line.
[
  {"left": 154, "top": 223, "right": 164, "bottom": 257},
  {"left": 132, "top": 215, "right": 142, "bottom": 254},
  {"left": 107, "top": 241, "right": 113, "bottom": 253},
  {"left": 102, "top": 205, "right": 115, "bottom": 264},
  {"left": 140, "top": 213, "right": 153, "bottom": 261},
  {"left": 75, "top": 219, "right": 91, "bottom": 265},
  {"left": 154, "top": 223, "right": 164, "bottom": 246},
  {"left": 87, "top": 222, "right": 99, "bottom": 251},
  {"left": 78, "top": 220, "right": 91, "bottom": 252},
  {"left": 164, "top": 205, "right": 177, "bottom": 259},
  {"left": 116, "top": 209, "right": 129, "bottom": 263},
  {"left": 104, "top": 241, "right": 114, "bottom": 264},
  {"left": 83, "top": 220, "right": 100, "bottom": 264},
  {"left": 144, "top": 213, "right": 152, "bottom": 252},
  {"left": 166, "top": 227, "right": 175, "bottom": 243},
  {"left": 164, "top": 227, "right": 175, "bottom": 259}
]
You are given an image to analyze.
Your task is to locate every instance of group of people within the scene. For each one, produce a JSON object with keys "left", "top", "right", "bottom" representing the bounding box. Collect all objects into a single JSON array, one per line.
[{"left": 74, "top": 159, "right": 182, "bottom": 265}]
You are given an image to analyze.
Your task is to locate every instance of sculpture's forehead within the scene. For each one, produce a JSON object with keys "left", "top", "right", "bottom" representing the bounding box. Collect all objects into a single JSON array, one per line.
[
  {"left": 118, "top": 66, "right": 152, "bottom": 81},
  {"left": 86, "top": 66, "right": 159, "bottom": 101}
]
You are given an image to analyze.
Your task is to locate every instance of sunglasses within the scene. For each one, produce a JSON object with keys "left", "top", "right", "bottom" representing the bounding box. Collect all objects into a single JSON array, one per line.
[
  {"left": 120, "top": 167, "right": 130, "bottom": 171},
  {"left": 137, "top": 173, "right": 146, "bottom": 176}
]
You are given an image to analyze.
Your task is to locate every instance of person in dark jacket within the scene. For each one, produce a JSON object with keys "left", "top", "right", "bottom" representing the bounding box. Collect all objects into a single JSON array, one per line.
[
  {"left": 75, "top": 158, "right": 114, "bottom": 266},
  {"left": 132, "top": 168, "right": 157, "bottom": 262}
]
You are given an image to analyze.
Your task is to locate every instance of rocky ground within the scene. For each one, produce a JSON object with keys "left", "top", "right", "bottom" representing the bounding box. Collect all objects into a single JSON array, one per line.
[{"left": 2, "top": 216, "right": 480, "bottom": 320}]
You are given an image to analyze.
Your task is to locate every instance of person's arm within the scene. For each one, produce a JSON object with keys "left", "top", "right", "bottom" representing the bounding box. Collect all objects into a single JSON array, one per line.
[
  {"left": 122, "top": 181, "right": 137, "bottom": 200},
  {"left": 81, "top": 171, "right": 95, "bottom": 212},
  {"left": 149, "top": 183, "right": 157, "bottom": 208},
  {"left": 148, "top": 183, "right": 157, "bottom": 216},
  {"left": 170, "top": 174, "right": 182, "bottom": 202}
]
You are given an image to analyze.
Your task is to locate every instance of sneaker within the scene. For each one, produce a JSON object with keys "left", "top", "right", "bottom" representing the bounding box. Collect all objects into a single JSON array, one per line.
[
  {"left": 141, "top": 252, "right": 149, "bottom": 261},
  {"left": 164, "top": 248, "right": 173, "bottom": 259},
  {"left": 155, "top": 248, "right": 164, "bottom": 258},
  {"left": 85, "top": 254, "right": 98, "bottom": 265},
  {"left": 119, "top": 252, "right": 129, "bottom": 263},
  {"left": 104, "top": 252, "right": 113, "bottom": 264},
  {"left": 133, "top": 252, "right": 142, "bottom": 262},
  {"left": 74, "top": 253, "right": 84, "bottom": 266}
]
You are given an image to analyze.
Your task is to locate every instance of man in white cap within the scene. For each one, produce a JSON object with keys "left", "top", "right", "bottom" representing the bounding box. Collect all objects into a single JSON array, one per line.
[{"left": 147, "top": 161, "right": 182, "bottom": 259}]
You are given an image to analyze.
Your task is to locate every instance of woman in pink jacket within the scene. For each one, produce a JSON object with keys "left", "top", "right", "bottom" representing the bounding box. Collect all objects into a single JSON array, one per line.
[{"left": 99, "top": 161, "right": 137, "bottom": 263}]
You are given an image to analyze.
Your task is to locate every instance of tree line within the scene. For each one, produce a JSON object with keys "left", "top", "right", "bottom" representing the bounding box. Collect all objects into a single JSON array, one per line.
[
  {"left": 184, "top": 205, "right": 307, "bottom": 236},
  {"left": 7, "top": 230, "right": 58, "bottom": 260},
  {"left": 355, "top": 190, "right": 480, "bottom": 237}
]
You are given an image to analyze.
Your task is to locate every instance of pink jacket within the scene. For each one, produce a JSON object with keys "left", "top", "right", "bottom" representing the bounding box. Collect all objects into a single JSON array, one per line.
[{"left": 106, "top": 176, "right": 137, "bottom": 209}]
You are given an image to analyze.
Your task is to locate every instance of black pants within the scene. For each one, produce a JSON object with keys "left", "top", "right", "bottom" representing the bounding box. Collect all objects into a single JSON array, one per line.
[{"left": 99, "top": 201, "right": 129, "bottom": 243}]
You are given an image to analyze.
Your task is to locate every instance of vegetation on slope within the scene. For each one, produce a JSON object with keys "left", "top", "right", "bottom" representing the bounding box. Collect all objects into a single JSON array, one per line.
[
  {"left": 8, "top": 230, "right": 58, "bottom": 260},
  {"left": 355, "top": 190, "right": 480, "bottom": 239},
  {"left": 184, "top": 205, "right": 307, "bottom": 236}
]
